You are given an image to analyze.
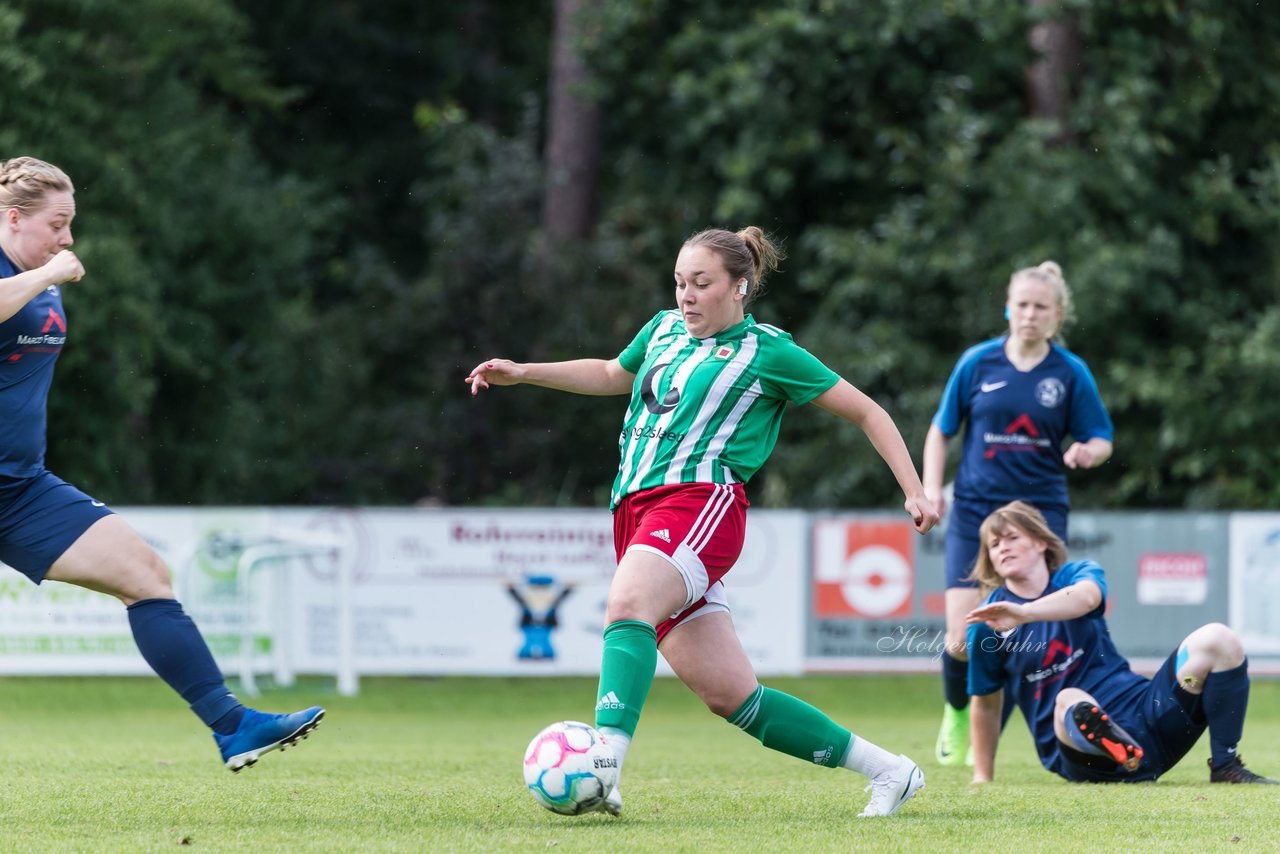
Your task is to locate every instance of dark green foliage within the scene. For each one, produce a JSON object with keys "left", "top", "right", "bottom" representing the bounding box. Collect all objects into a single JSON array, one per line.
[
  {"left": 581, "top": 0, "right": 1280, "bottom": 509},
  {"left": 1, "top": 0, "right": 329, "bottom": 502},
  {"left": 1, "top": 0, "right": 1277, "bottom": 507}
]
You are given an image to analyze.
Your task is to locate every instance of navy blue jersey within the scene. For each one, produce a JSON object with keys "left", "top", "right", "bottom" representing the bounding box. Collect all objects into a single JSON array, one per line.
[
  {"left": 932, "top": 338, "right": 1112, "bottom": 506},
  {"left": 968, "top": 560, "right": 1149, "bottom": 775},
  {"left": 0, "top": 249, "right": 66, "bottom": 477}
]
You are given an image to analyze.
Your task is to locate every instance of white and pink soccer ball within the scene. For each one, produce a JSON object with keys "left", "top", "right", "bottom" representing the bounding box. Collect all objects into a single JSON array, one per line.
[{"left": 522, "top": 720, "right": 618, "bottom": 815}]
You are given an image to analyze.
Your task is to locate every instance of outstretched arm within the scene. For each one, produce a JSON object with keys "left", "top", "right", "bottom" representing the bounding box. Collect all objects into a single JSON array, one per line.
[
  {"left": 966, "top": 579, "right": 1103, "bottom": 633},
  {"left": 811, "top": 379, "right": 939, "bottom": 533},
  {"left": 466, "top": 358, "right": 634, "bottom": 397}
]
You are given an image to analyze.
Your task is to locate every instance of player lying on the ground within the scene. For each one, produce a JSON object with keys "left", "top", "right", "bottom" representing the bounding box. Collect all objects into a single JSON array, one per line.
[{"left": 965, "top": 500, "right": 1277, "bottom": 784}]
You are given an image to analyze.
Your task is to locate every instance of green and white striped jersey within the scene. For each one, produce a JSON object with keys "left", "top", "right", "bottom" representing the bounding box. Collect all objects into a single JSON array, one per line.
[{"left": 610, "top": 310, "right": 840, "bottom": 508}]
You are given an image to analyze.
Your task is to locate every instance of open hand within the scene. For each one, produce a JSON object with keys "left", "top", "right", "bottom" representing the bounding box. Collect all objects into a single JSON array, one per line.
[
  {"left": 465, "top": 358, "right": 523, "bottom": 396},
  {"left": 966, "top": 601, "right": 1028, "bottom": 634}
]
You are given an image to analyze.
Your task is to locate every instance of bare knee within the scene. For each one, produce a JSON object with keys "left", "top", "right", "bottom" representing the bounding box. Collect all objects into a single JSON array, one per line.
[
  {"left": 109, "top": 551, "right": 173, "bottom": 604},
  {"left": 133, "top": 552, "right": 174, "bottom": 599},
  {"left": 604, "top": 579, "right": 688, "bottom": 626},
  {"left": 604, "top": 588, "right": 659, "bottom": 626},
  {"left": 702, "top": 683, "right": 756, "bottom": 719},
  {"left": 604, "top": 555, "right": 687, "bottom": 626},
  {"left": 604, "top": 589, "right": 642, "bottom": 624},
  {"left": 1052, "top": 688, "right": 1096, "bottom": 741},
  {"left": 92, "top": 539, "right": 174, "bottom": 603},
  {"left": 1054, "top": 687, "right": 1093, "bottom": 719},
  {"left": 1184, "top": 623, "right": 1244, "bottom": 670}
]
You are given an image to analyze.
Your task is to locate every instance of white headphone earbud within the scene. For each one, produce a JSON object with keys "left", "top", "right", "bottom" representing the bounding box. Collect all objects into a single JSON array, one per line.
[{"left": 737, "top": 279, "right": 748, "bottom": 296}]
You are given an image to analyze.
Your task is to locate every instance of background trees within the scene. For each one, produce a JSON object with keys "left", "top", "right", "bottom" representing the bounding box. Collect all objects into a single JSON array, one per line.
[{"left": 2, "top": 0, "right": 1277, "bottom": 508}]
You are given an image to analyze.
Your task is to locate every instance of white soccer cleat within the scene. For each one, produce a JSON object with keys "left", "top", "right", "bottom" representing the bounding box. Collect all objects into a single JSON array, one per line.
[
  {"left": 599, "top": 784, "right": 623, "bottom": 816},
  {"left": 857, "top": 754, "right": 924, "bottom": 818}
]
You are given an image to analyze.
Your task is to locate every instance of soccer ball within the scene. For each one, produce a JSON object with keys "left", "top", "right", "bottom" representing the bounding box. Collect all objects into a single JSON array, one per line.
[{"left": 522, "top": 720, "right": 618, "bottom": 815}]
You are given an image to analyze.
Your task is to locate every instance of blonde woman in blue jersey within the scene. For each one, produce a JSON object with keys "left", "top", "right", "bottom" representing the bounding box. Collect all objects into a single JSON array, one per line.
[
  {"left": 1, "top": 156, "right": 322, "bottom": 772},
  {"left": 468, "top": 226, "right": 938, "bottom": 818}
]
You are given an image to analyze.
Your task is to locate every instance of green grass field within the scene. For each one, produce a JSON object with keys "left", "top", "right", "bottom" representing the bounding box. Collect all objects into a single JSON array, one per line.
[{"left": 1, "top": 674, "right": 1277, "bottom": 852}]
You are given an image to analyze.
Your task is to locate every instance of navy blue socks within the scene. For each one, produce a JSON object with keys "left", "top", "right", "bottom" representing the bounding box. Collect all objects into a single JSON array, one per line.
[
  {"left": 126, "top": 598, "right": 245, "bottom": 735},
  {"left": 1202, "top": 659, "right": 1250, "bottom": 767}
]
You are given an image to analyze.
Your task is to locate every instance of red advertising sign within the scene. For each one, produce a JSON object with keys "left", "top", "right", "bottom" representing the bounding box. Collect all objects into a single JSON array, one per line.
[{"left": 813, "top": 520, "right": 914, "bottom": 618}]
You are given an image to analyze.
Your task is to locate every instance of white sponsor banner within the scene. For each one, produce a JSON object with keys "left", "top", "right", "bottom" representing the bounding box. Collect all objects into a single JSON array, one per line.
[
  {"left": 0, "top": 507, "right": 806, "bottom": 677},
  {"left": 0, "top": 507, "right": 282, "bottom": 674},
  {"left": 1136, "top": 552, "right": 1208, "bottom": 605},
  {"left": 1229, "top": 513, "right": 1280, "bottom": 655}
]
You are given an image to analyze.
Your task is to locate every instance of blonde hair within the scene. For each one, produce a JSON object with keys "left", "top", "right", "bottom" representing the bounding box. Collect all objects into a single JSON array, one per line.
[
  {"left": 683, "top": 226, "right": 783, "bottom": 302},
  {"left": 1008, "top": 260, "right": 1074, "bottom": 337},
  {"left": 969, "top": 500, "right": 1068, "bottom": 594},
  {"left": 0, "top": 156, "right": 73, "bottom": 215}
]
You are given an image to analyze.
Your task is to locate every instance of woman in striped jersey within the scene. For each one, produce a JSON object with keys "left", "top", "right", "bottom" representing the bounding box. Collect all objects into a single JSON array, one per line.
[{"left": 467, "top": 226, "right": 938, "bottom": 818}]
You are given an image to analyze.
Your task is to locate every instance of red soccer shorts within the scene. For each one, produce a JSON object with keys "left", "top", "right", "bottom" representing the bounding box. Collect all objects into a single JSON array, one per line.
[{"left": 612, "top": 482, "right": 748, "bottom": 642}]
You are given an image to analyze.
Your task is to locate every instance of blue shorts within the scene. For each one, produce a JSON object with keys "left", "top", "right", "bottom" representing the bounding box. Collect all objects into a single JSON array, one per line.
[
  {"left": 1054, "top": 649, "right": 1205, "bottom": 783},
  {"left": 0, "top": 472, "right": 113, "bottom": 583},
  {"left": 944, "top": 498, "right": 1068, "bottom": 588}
]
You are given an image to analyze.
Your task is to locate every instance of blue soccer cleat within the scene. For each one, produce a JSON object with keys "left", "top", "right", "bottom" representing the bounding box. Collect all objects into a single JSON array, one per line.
[{"left": 214, "top": 706, "right": 325, "bottom": 772}]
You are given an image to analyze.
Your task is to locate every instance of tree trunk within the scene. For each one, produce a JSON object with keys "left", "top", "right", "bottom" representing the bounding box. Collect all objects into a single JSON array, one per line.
[
  {"left": 1026, "top": 0, "right": 1081, "bottom": 145},
  {"left": 542, "top": 0, "right": 601, "bottom": 241}
]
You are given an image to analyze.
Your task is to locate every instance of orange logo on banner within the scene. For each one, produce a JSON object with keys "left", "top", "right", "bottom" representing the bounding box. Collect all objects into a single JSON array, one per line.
[{"left": 813, "top": 520, "right": 914, "bottom": 618}]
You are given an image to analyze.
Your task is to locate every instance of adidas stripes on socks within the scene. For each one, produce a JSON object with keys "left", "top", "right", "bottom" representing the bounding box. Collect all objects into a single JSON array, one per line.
[{"left": 728, "top": 684, "right": 854, "bottom": 770}]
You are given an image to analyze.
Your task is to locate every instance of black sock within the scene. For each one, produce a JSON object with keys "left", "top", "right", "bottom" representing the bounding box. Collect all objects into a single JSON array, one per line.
[{"left": 941, "top": 651, "right": 969, "bottom": 711}]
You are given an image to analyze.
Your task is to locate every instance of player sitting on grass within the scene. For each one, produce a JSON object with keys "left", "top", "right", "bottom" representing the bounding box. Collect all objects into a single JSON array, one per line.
[{"left": 966, "top": 500, "right": 1277, "bottom": 785}]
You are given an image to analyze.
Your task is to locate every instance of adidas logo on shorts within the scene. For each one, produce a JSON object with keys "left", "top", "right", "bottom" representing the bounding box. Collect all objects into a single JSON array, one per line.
[{"left": 650, "top": 529, "right": 671, "bottom": 543}]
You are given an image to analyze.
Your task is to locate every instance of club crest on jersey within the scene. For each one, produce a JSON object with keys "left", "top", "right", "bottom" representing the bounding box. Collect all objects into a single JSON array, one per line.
[
  {"left": 1035, "top": 377, "right": 1065, "bottom": 408},
  {"left": 714, "top": 345, "right": 734, "bottom": 359}
]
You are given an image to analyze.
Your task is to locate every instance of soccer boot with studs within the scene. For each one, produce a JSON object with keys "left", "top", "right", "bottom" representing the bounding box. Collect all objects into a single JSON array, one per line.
[{"left": 214, "top": 706, "right": 325, "bottom": 772}]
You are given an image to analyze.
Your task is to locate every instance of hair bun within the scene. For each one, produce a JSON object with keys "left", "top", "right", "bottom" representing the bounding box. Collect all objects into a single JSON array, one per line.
[{"left": 1037, "top": 260, "right": 1063, "bottom": 280}]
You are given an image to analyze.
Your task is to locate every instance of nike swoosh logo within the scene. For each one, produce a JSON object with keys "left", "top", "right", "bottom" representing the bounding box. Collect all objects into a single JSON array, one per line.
[
  {"left": 980, "top": 381, "right": 1008, "bottom": 393},
  {"left": 90, "top": 500, "right": 106, "bottom": 507},
  {"left": 897, "top": 771, "right": 918, "bottom": 804}
]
